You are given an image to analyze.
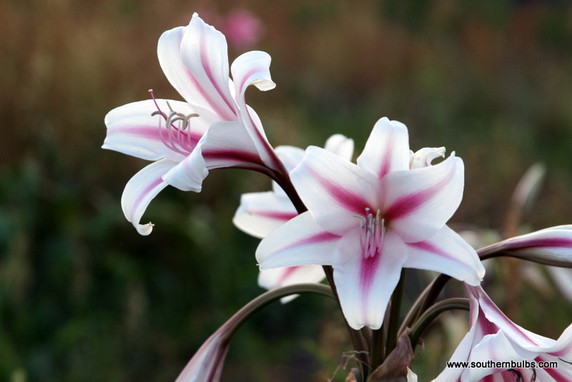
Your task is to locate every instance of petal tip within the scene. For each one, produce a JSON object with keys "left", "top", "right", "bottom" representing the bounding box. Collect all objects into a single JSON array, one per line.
[{"left": 136, "top": 222, "right": 154, "bottom": 236}]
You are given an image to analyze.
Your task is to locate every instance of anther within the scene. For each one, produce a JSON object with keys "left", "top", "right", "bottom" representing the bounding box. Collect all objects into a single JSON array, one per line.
[{"left": 148, "top": 89, "right": 200, "bottom": 155}]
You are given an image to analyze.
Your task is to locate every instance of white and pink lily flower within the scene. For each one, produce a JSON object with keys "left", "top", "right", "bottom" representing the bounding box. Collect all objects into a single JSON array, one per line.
[
  {"left": 256, "top": 117, "right": 485, "bottom": 330},
  {"left": 480, "top": 225, "right": 572, "bottom": 267},
  {"left": 103, "top": 13, "right": 282, "bottom": 235},
  {"left": 234, "top": 134, "right": 354, "bottom": 301},
  {"left": 434, "top": 285, "right": 572, "bottom": 381}
]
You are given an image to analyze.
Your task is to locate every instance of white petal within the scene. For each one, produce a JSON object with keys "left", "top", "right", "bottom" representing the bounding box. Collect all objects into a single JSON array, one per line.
[
  {"left": 103, "top": 99, "right": 209, "bottom": 162},
  {"left": 409, "top": 147, "right": 445, "bottom": 169},
  {"left": 163, "top": 121, "right": 264, "bottom": 191},
  {"left": 466, "top": 331, "right": 537, "bottom": 381},
  {"left": 275, "top": 145, "right": 305, "bottom": 172},
  {"left": 324, "top": 134, "right": 354, "bottom": 161},
  {"left": 121, "top": 159, "right": 177, "bottom": 235},
  {"left": 258, "top": 265, "right": 325, "bottom": 290},
  {"left": 404, "top": 226, "right": 485, "bottom": 285},
  {"left": 473, "top": 286, "right": 557, "bottom": 350},
  {"left": 256, "top": 212, "right": 339, "bottom": 269},
  {"left": 357, "top": 117, "right": 410, "bottom": 179},
  {"left": 178, "top": 13, "right": 237, "bottom": 120},
  {"left": 290, "top": 146, "right": 377, "bottom": 235},
  {"left": 231, "top": 50, "right": 276, "bottom": 96},
  {"left": 157, "top": 26, "right": 197, "bottom": 107},
  {"left": 258, "top": 265, "right": 325, "bottom": 303},
  {"left": 233, "top": 191, "right": 297, "bottom": 238},
  {"left": 333, "top": 230, "right": 407, "bottom": 330},
  {"left": 383, "top": 154, "right": 464, "bottom": 243}
]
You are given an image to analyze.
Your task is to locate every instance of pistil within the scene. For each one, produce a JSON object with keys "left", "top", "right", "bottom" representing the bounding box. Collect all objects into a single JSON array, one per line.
[
  {"left": 358, "top": 208, "right": 385, "bottom": 259},
  {"left": 149, "top": 89, "right": 199, "bottom": 156}
]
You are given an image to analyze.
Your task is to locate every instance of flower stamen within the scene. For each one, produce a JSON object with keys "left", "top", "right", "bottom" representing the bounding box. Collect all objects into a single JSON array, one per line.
[
  {"left": 149, "top": 89, "right": 199, "bottom": 156},
  {"left": 356, "top": 208, "right": 385, "bottom": 259}
]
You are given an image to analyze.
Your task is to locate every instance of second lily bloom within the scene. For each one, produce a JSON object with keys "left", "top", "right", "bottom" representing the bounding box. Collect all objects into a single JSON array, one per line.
[{"left": 256, "top": 117, "right": 486, "bottom": 329}]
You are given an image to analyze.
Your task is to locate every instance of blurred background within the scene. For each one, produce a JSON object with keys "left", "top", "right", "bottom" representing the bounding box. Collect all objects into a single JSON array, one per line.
[{"left": 1, "top": 0, "right": 571, "bottom": 380}]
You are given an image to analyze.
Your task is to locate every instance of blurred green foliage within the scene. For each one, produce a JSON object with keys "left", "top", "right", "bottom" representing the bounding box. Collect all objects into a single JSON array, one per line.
[{"left": 1, "top": 0, "right": 571, "bottom": 380}]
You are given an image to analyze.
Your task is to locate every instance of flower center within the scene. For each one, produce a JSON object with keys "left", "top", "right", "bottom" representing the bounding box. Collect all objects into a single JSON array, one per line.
[
  {"left": 357, "top": 208, "right": 385, "bottom": 259},
  {"left": 149, "top": 89, "right": 199, "bottom": 156}
]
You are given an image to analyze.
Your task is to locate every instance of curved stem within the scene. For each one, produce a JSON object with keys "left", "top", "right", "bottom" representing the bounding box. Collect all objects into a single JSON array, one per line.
[
  {"left": 398, "top": 273, "right": 452, "bottom": 336},
  {"left": 409, "top": 297, "right": 469, "bottom": 349},
  {"left": 224, "top": 283, "right": 335, "bottom": 340}
]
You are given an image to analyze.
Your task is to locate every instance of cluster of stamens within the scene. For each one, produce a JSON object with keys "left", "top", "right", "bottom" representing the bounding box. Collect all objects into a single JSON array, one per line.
[
  {"left": 356, "top": 208, "right": 385, "bottom": 259},
  {"left": 149, "top": 89, "right": 199, "bottom": 156}
]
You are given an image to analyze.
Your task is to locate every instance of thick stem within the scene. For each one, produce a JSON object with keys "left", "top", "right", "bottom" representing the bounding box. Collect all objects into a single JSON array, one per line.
[
  {"left": 398, "top": 273, "right": 452, "bottom": 336},
  {"left": 408, "top": 297, "right": 469, "bottom": 348},
  {"left": 223, "top": 283, "right": 335, "bottom": 340}
]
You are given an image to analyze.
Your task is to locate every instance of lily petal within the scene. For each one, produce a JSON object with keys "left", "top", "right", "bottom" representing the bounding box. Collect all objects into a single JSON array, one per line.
[
  {"left": 334, "top": 229, "right": 407, "bottom": 330},
  {"left": 480, "top": 225, "right": 572, "bottom": 267},
  {"left": 230, "top": 51, "right": 278, "bottom": 166},
  {"left": 163, "top": 120, "right": 267, "bottom": 191},
  {"left": 258, "top": 265, "right": 325, "bottom": 303},
  {"left": 178, "top": 13, "right": 237, "bottom": 120},
  {"left": 233, "top": 191, "right": 297, "bottom": 238},
  {"left": 121, "top": 159, "right": 177, "bottom": 235},
  {"left": 231, "top": 50, "right": 276, "bottom": 95},
  {"left": 404, "top": 226, "right": 485, "bottom": 286},
  {"left": 357, "top": 117, "right": 410, "bottom": 179},
  {"left": 324, "top": 133, "right": 354, "bottom": 161},
  {"left": 103, "top": 99, "right": 212, "bottom": 162},
  {"left": 274, "top": 145, "right": 305, "bottom": 172},
  {"left": 383, "top": 154, "right": 464, "bottom": 243},
  {"left": 256, "top": 212, "right": 339, "bottom": 269},
  {"left": 290, "top": 146, "right": 376, "bottom": 235}
]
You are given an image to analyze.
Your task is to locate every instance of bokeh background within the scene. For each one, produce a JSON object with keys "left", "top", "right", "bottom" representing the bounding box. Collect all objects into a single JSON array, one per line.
[{"left": 1, "top": 0, "right": 571, "bottom": 381}]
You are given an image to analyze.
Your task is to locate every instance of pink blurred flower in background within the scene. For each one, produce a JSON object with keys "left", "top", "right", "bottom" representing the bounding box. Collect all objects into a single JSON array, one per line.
[{"left": 222, "top": 10, "right": 264, "bottom": 50}]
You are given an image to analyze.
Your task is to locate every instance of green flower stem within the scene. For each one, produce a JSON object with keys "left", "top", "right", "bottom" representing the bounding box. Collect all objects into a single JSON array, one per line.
[
  {"left": 409, "top": 297, "right": 469, "bottom": 348},
  {"left": 398, "top": 273, "right": 452, "bottom": 336},
  {"left": 223, "top": 283, "right": 335, "bottom": 341}
]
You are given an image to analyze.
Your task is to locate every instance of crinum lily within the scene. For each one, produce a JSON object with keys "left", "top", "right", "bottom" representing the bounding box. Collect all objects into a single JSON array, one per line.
[
  {"left": 256, "top": 117, "right": 485, "bottom": 330},
  {"left": 103, "top": 13, "right": 284, "bottom": 235},
  {"left": 434, "top": 284, "right": 572, "bottom": 381},
  {"left": 233, "top": 134, "right": 354, "bottom": 300}
]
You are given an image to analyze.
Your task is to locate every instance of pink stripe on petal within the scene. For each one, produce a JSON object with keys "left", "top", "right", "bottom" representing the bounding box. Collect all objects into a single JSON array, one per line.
[
  {"left": 276, "top": 266, "right": 300, "bottom": 285},
  {"left": 384, "top": 164, "right": 455, "bottom": 221},
  {"left": 309, "top": 167, "right": 370, "bottom": 215},
  {"left": 359, "top": 252, "right": 380, "bottom": 299},
  {"left": 408, "top": 240, "right": 456, "bottom": 260},
  {"left": 282, "top": 231, "right": 339, "bottom": 252},
  {"left": 203, "top": 149, "right": 265, "bottom": 166},
  {"left": 376, "top": 130, "right": 394, "bottom": 179},
  {"left": 254, "top": 210, "right": 297, "bottom": 221},
  {"left": 199, "top": 33, "right": 237, "bottom": 119},
  {"left": 512, "top": 237, "right": 572, "bottom": 251},
  {"left": 131, "top": 177, "right": 164, "bottom": 222}
]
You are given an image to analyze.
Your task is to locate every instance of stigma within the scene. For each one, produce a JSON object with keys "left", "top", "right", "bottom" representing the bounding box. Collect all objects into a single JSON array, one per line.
[
  {"left": 357, "top": 208, "right": 385, "bottom": 259},
  {"left": 149, "top": 89, "right": 199, "bottom": 156}
]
